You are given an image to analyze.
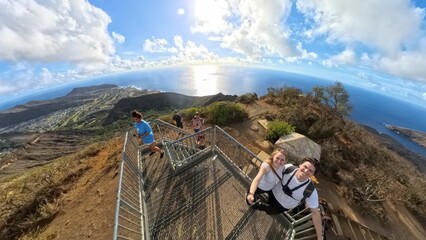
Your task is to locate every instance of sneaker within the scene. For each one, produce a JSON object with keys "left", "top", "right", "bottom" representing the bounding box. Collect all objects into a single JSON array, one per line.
[
  {"left": 160, "top": 152, "right": 164, "bottom": 158},
  {"left": 149, "top": 152, "right": 155, "bottom": 156}
]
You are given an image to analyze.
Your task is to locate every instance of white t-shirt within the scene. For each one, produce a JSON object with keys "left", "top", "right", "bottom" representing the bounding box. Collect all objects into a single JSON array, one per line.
[
  {"left": 258, "top": 162, "right": 285, "bottom": 191},
  {"left": 272, "top": 164, "right": 319, "bottom": 209}
]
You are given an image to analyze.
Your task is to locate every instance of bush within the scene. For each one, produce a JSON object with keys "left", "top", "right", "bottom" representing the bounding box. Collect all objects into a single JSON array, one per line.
[
  {"left": 236, "top": 92, "right": 258, "bottom": 104},
  {"left": 266, "top": 120, "right": 295, "bottom": 143},
  {"left": 207, "top": 102, "right": 247, "bottom": 125},
  {"left": 180, "top": 108, "right": 203, "bottom": 120},
  {"left": 264, "top": 86, "right": 303, "bottom": 106},
  {"left": 159, "top": 114, "right": 174, "bottom": 125}
]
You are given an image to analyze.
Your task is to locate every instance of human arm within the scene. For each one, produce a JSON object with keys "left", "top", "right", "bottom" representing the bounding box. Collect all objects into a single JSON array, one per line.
[
  {"left": 310, "top": 207, "right": 323, "bottom": 240},
  {"left": 246, "top": 164, "right": 268, "bottom": 204}
]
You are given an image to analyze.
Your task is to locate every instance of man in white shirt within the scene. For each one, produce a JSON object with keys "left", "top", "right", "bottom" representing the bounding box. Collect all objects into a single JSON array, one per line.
[{"left": 254, "top": 158, "right": 322, "bottom": 240}]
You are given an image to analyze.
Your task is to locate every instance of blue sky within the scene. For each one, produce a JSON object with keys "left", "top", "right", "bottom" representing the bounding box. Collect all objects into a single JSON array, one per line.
[{"left": 0, "top": 0, "right": 426, "bottom": 106}]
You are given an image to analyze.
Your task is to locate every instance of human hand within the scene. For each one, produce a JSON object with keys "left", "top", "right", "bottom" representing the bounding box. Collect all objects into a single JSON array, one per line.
[{"left": 246, "top": 194, "right": 254, "bottom": 205}]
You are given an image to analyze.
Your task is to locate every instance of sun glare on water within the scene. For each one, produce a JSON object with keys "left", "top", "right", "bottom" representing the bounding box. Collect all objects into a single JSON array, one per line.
[{"left": 192, "top": 65, "right": 219, "bottom": 96}]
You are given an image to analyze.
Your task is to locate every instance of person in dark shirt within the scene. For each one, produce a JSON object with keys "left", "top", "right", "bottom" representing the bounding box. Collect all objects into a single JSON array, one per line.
[{"left": 172, "top": 110, "right": 183, "bottom": 129}]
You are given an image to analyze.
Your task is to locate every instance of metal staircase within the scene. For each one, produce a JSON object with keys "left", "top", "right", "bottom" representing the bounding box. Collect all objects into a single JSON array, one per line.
[{"left": 113, "top": 119, "right": 392, "bottom": 240}]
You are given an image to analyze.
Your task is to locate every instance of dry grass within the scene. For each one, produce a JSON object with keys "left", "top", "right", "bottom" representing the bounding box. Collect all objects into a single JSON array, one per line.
[{"left": 0, "top": 139, "right": 120, "bottom": 240}]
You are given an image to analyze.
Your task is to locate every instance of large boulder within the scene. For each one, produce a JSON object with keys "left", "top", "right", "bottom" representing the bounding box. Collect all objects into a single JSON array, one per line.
[{"left": 274, "top": 132, "right": 321, "bottom": 163}]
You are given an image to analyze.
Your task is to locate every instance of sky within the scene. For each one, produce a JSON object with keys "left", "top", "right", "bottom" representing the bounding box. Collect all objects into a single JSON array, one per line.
[{"left": 0, "top": 0, "right": 426, "bottom": 106}]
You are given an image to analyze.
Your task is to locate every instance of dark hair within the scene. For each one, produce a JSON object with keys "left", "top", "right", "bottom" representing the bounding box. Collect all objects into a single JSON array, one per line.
[
  {"left": 131, "top": 110, "right": 142, "bottom": 119},
  {"left": 302, "top": 157, "right": 320, "bottom": 174}
]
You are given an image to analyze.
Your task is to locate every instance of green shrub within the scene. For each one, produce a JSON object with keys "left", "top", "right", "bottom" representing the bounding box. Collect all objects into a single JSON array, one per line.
[
  {"left": 264, "top": 86, "right": 303, "bottom": 106},
  {"left": 207, "top": 102, "right": 247, "bottom": 125},
  {"left": 236, "top": 92, "right": 258, "bottom": 104},
  {"left": 180, "top": 108, "right": 203, "bottom": 120},
  {"left": 266, "top": 120, "right": 295, "bottom": 142},
  {"left": 159, "top": 115, "right": 173, "bottom": 124}
]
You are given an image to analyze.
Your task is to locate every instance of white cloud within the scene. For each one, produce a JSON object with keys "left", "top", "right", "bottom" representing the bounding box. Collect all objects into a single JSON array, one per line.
[
  {"left": 141, "top": 35, "right": 219, "bottom": 64},
  {"left": 286, "top": 42, "right": 318, "bottom": 62},
  {"left": 422, "top": 93, "right": 426, "bottom": 100},
  {"left": 192, "top": 0, "right": 306, "bottom": 59},
  {"left": 322, "top": 49, "right": 356, "bottom": 67},
  {"left": 296, "top": 0, "right": 424, "bottom": 55},
  {"left": 296, "top": 0, "right": 426, "bottom": 82},
  {"left": 0, "top": 0, "right": 115, "bottom": 70},
  {"left": 143, "top": 37, "right": 178, "bottom": 53},
  {"left": 375, "top": 50, "right": 426, "bottom": 81},
  {"left": 112, "top": 32, "right": 125, "bottom": 44},
  {"left": 360, "top": 39, "right": 426, "bottom": 82},
  {"left": 0, "top": 65, "right": 81, "bottom": 96},
  {"left": 0, "top": 85, "right": 17, "bottom": 94}
]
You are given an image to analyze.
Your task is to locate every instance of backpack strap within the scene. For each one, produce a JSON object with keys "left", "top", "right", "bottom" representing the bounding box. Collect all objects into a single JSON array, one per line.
[
  {"left": 281, "top": 164, "right": 316, "bottom": 202},
  {"left": 283, "top": 165, "right": 297, "bottom": 175}
]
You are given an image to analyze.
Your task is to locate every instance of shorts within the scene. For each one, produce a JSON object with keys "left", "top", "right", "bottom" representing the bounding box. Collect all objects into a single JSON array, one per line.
[{"left": 142, "top": 133, "right": 155, "bottom": 145}]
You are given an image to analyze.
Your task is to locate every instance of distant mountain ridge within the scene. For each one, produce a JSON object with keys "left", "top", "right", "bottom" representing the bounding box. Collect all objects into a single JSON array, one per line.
[
  {"left": 103, "top": 92, "right": 237, "bottom": 125},
  {"left": 0, "top": 84, "right": 120, "bottom": 129}
]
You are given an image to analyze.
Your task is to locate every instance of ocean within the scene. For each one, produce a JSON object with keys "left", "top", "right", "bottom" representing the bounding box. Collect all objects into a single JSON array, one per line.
[{"left": 1, "top": 65, "right": 426, "bottom": 157}]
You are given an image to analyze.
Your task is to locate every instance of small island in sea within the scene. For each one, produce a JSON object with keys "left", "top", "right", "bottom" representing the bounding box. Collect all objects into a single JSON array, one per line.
[{"left": 385, "top": 124, "right": 426, "bottom": 149}]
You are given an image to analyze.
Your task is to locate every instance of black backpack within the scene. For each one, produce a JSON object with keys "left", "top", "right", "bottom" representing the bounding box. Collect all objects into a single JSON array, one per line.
[{"left": 281, "top": 165, "right": 315, "bottom": 204}]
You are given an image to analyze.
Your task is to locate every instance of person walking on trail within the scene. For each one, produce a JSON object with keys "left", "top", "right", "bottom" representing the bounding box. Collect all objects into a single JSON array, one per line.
[
  {"left": 131, "top": 110, "right": 164, "bottom": 158},
  {"left": 192, "top": 112, "right": 204, "bottom": 132},
  {"left": 172, "top": 110, "right": 183, "bottom": 129},
  {"left": 246, "top": 148, "right": 287, "bottom": 206},
  {"left": 253, "top": 157, "right": 322, "bottom": 240}
]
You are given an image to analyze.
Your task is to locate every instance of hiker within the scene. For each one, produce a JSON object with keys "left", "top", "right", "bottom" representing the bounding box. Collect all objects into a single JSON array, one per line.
[
  {"left": 245, "top": 148, "right": 287, "bottom": 205},
  {"left": 172, "top": 110, "right": 183, "bottom": 129},
  {"left": 131, "top": 110, "right": 164, "bottom": 158},
  {"left": 195, "top": 132, "right": 206, "bottom": 149},
  {"left": 254, "top": 157, "right": 322, "bottom": 240},
  {"left": 192, "top": 112, "right": 204, "bottom": 132}
]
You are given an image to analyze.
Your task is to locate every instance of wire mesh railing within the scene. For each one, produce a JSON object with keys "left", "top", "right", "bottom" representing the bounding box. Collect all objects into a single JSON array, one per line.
[
  {"left": 114, "top": 120, "right": 317, "bottom": 240},
  {"left": 163, "top": 127, "right": 214, "bottom": 171},
  {"left": 113, "top": 132, "right": 149, "bottom": 240}
]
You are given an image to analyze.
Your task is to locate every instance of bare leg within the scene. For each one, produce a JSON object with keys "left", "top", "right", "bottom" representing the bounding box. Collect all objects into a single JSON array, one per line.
[
  {"left": 149, "top": 142, "right": 161, "bottom": 153},
  {"left": 149, "top": 142, "right": 164, "bottom": 158}
]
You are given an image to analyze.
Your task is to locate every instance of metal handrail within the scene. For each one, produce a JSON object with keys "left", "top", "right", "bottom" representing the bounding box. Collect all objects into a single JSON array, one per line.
[{"left": 114, "top": 120, "right": 317, "bottom": 240}]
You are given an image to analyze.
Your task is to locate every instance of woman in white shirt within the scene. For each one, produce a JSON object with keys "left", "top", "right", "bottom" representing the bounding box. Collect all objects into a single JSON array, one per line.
[{"left": 246, "top": 148, "right": 287, "bottom": 205}]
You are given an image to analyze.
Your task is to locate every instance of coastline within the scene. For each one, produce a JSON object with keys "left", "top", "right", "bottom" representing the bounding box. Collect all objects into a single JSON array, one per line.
[{"left": 363, "top": 124, "right": 426, "bottom": 172}]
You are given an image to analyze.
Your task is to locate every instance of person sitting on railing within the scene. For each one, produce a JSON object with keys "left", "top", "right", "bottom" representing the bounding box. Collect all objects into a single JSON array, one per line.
[
  {"left": 245, "top": 148, "right": 287, "bottom": 206},
  {"left": 253, "top": 157, "right": 322, "bottom": 240},
  {"left": 195, "top": 132, "right": 206, "bottom": 150},
  {"left": 131, "top": 110, "right": 164, "bottom": 158}
]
